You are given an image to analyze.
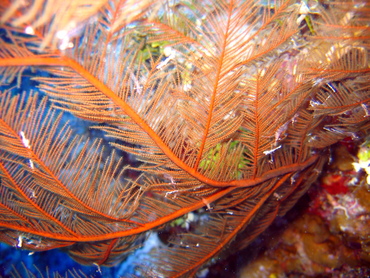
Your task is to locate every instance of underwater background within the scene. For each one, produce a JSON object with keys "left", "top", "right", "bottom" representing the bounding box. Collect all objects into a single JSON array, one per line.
[{"left": 1, "top": 0, "right": 370, "bottom": 276}]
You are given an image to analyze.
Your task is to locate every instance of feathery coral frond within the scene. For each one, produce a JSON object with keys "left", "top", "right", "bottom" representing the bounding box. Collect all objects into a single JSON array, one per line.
[{"left": 0, "top": 0, "right": 369, "bottom": 276}]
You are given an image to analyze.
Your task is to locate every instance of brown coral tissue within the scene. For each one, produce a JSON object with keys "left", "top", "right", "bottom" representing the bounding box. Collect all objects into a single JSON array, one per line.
[{"left": 0, "top": 0, "right": 369, "bottom": 276}]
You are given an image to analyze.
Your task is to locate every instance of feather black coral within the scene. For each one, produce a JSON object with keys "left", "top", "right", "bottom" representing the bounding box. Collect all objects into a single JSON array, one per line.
[{"left": 0, "top": 0, "right": 369, "bottom": 276}]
